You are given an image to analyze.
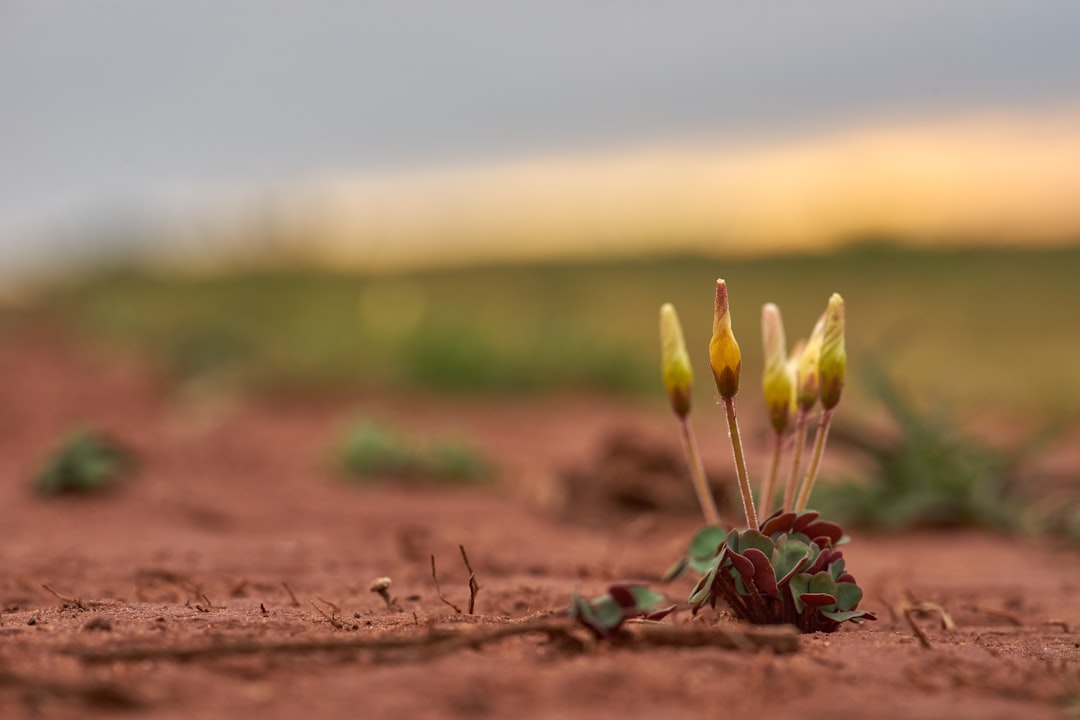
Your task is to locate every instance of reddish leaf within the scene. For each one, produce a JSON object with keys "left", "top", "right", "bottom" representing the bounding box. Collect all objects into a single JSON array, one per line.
[
  {"left": 799, "top": 592, "right": 837, "bottom": 608},
  {"left": 608, "top": 585, "right": 638, "bottom": 610},
  {"left": 761, "top": 512, "right": 798, "bottom": 536},
  {"left": 792, "top": 511, "right": 821, "bottom": 534},
  {"left": 727, "top": 550, "right": 755, "bottom": 577},
  {"left": 644, "top": 604, "right": 677, "bottom": 621},
  {"left": 742, "top": 547, "right": 778, "bottom": 596},
  {"left": 803, "top": 520, "right": 845, "bottom": 545}
]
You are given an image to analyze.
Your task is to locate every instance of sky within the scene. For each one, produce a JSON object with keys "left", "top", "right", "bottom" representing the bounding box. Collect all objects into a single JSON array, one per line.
[{"left": 2, "top": 1, "right": 1080, "bottom": 274}]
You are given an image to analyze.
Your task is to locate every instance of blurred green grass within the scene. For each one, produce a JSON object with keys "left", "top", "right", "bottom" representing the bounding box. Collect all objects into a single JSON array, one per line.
[{"left": 34, "top": 243, "right": 1080, "bottom": 415}]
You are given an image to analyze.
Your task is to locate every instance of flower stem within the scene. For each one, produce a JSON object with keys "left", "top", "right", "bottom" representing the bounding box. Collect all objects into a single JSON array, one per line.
[
  {"left": 782, "top": 409, "right": 809, "bottom": 512},
  {"left": 678, "top": 417, "right": 720, "bottom": 526},
  {"left": 723, "top": 396, "right": 758, "bottom": 530},
  {"left": 759, "top": 429, "right": 783, "bottom": 520},
  {"left": 795, "top": 408, "right": 835, "bottom": 512}
]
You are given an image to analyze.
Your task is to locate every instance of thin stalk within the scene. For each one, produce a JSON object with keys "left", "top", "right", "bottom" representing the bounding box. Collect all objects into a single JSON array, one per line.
[
  {"left": 782, "top": 409, "right": 809, "bottom": 512},
  {"left": 678, "top": 418, "right": 720, "bottom": 526},
  {"left": 723, "top": 397, "right": 758, "bottom": 530},
  {"left": 795, "top": 408, "right": 835, "bottom": 512},
  {"left": 759, "top": 429, "right": 783, "bottom": 520}
]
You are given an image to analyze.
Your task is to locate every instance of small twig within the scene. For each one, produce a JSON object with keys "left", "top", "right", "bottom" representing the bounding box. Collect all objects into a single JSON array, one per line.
[
  {"left": 314, "top": 596, "right": 341, "bottom": 615},
  {"left": 969, "top": 605, "right": 1023, "bottom": 627},
  {"left": 194, "top": 593, "right": 215, "bottom": 612},
  {"left": 902, "top": 606, "right": 934, "bottom": 650},
  {"left": 41, "top": 584, "right": 87, "bottom": 610},
  {"left": 914, "top": 602, "right": 955, "bottom": 631},
  {"left": 65, "top": 618, "right": 800, "bottom": 665},
  {"left": 281, "top": 582, "right": 300, "bottom": 607},
  {"left": 459, "top": 545, "right": 480, "bottom": 615},
  {"left": 1043, "top": 618, "right": 1071, "bottom": 633},
  {"left": 430, "top": 556, "right": 462, "bottom": 614},
  {"left": 308, "top": 599, "right": 344, "bottom": 629},
  {"left": 134, "top": 569, "right": 202, "bottom": 602}
]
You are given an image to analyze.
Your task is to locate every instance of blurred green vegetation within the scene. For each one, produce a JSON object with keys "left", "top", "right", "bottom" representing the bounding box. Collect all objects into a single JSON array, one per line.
[
  {"left": 811, "top": 370, "right": 1025, "bottom": 531},
  {"left": 35, "top": 242, "right": 1080, "bottom": 414},
  {"left": 337, "top": 418, "right": 492, "bottom": 484},
  {"left": 35, "top": 429, "right": 134, "bottom": 496}
]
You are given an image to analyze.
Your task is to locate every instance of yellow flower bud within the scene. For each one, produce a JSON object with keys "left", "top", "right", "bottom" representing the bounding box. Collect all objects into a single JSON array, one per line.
[
  {"left": 761, "top": 303, "right": 794, "bottom": 432},
  {"left": 709, "top": 279, "right": 741, "bottom": 399},
  {"left": 818, "top": 293, "right": 846, "bottom": 410},
  {"left": 796, "top": 312, "right": 826, "bottom": 411},
  {"left": 659, "top": 303, "right": 693, "bottom": 418}
]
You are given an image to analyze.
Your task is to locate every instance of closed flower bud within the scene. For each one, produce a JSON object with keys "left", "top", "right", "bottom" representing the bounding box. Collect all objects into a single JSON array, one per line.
[
  {"left": 709, "top": 279, "right": 742, "bottom": 399},
  {"left": 818, "top": 293, "right": 846, "bottom": 410},
  {"left": 761, "top": 303, "right": 794, "bottom": 432},
  {"left": 659, "top": 303, "right": 693, "bottom": 418},
  {"left": 796, "top": 313, "right": 826, "bottom": 411}
]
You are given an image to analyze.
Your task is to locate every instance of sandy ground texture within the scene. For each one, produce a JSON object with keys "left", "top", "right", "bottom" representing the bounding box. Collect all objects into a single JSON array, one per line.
[{"left": 1, "top": 329, "right": 1078, "bottom": 720}]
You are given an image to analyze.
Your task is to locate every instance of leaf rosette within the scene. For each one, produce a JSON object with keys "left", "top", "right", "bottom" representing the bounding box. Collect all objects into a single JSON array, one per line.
[{"left": 676, "top": 511, "right": 875, "bottom": 632}]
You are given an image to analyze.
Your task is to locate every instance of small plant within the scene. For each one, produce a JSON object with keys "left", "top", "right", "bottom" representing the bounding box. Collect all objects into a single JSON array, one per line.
[
  {"left": 811, "top": 369, "right": 1022, "bottom": 531},
  {"left": 339, "top": 419, "right": 491, "bottom": 483},
  {"left": 660, "top": 281, "right": 875, "bottom": 632},
  {"left": 569, "top": 584, "right": 675, "bottom": 638},
  {"left": 35, "top": 429, "right": 134, "bottom": 495}
]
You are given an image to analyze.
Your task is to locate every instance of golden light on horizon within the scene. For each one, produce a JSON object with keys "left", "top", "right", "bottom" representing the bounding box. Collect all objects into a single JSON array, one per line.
[{"left": 163, "top": 109, "right": 1080, "bottom": 272}]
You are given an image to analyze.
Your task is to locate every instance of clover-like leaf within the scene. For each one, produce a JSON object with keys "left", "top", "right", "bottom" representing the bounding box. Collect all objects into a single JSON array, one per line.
[
  {"left": 689, "top": 526, "right": 727, "bottom": 562},
  {"left": 828, "top": 556, "right": 847, "bottom": 582},
  {"left": 788, "top": 573, "right": 811, "bottom": 613},
  {"left": 834, "top": 581, "right": 863, "bottom": 612},
  {"left": 616, "top": 584, "right": 667, "bottom": 612},
  {"left": 808, "top": 571, "right": 839, "bottom": 598},
  {"left": 802, "top": 520, "right": 845, "bottom": 546},
  {"left": 663, "top": 525, "right": 727, "bottom": 581},
  {"left": 727, "top": 550, "right": 755, "bottom": 578},
  {"left": 761, "top": 511, "right": 799, "bottom": 537},
  {"left": 742, "top": 547, "right": 779, "bottom": 596},
  {"left": 736, "top": 529, "right": 775, "bottom": 557},
  {"left": 570, "top": 584, "right": 671, "bottom": 638},
  {"left": 771, "top": 536, "right": 813, "bottom": 586},
  {"left": 792, "top": 511, "right": 821, "bottom": 534}
]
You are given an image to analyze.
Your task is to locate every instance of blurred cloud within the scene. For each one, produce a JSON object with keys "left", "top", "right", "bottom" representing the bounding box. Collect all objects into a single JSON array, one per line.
[{"left": 2, "top": 1, "right": 1080, "bottom": 274}]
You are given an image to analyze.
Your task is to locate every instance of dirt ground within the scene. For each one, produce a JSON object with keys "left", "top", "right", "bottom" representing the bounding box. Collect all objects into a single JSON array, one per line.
[{"left": 1, "top": 329, "right": 1078, "bottom": 720}]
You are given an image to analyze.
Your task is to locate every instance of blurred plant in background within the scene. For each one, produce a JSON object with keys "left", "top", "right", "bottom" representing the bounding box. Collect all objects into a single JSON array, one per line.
[
  {"left": 813, "top": 368, "right": 1062, "bottom": 535},
  {"left": 337, "top": 419, "right": 492, "bottom": 485},
  {"left": 35, "top": 429, "right": 134, "bottom": 496},
  {"left": 35, "top": 246, "right": 1080, "bottom": 414}
]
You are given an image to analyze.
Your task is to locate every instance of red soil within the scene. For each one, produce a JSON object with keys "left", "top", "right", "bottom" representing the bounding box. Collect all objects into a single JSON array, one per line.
[{"left": 0, "top": 329, "right": 1077, "bottom": 719}]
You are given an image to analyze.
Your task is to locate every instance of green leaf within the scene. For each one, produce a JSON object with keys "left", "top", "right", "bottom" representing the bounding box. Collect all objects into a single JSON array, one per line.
[
  {"left": 834, "top": 582, "right": 863, "bottom": 611},
  {"left": 736, "top": 529, "right": 775, "bottom": 557},
  {"left": 821, "top": 609, "right": 874, "bottom": 623},
  {"left": 662, "top": 557, "right": 689, "bottom": 583},
  {"left": 688, "top": 525, "right": 727, "bottom": 572},
  {"left": 771, "top": 537, "right": 812, "bottom": 585},
  {"left": 808, "top": 572, "right": 838, "bottom": 597},
  {"left": 624, "top": 585, "right": 666, "bottom": 612},
  {"left": 590, "top": 596, "right": 626, "bottom": 631},
  {"left": 788, "top": 573, "right": 812, "bottom": 613}
]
